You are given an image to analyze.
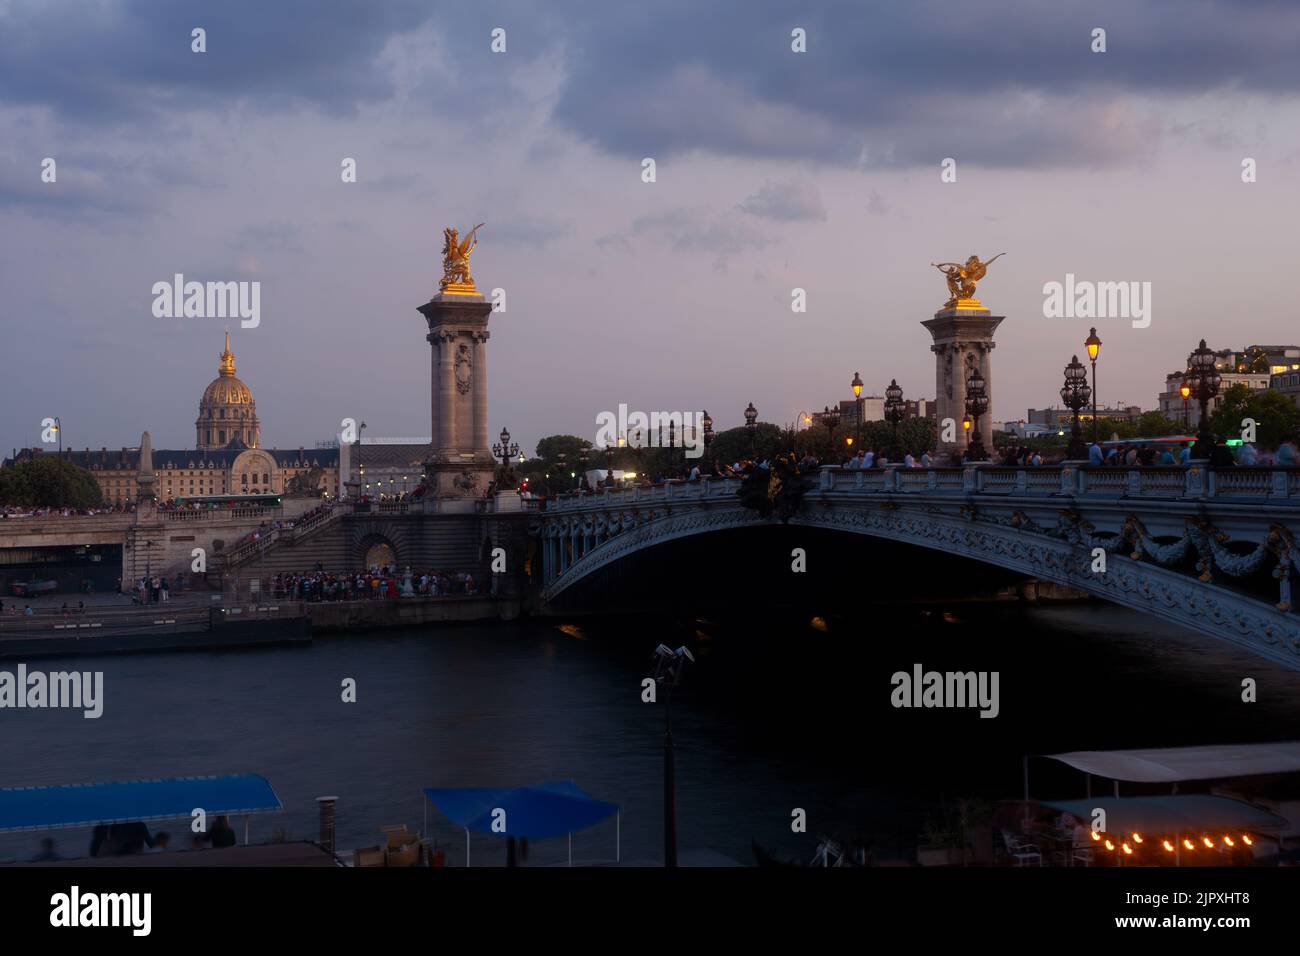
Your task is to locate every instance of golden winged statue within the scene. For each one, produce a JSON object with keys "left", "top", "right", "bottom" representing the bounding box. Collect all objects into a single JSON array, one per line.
[
  {"left": 930, "top": 253, "right": 1005, "bottom": 308},
  {"left": 440, "top": 223, "right": 485, "bottom": 293}
]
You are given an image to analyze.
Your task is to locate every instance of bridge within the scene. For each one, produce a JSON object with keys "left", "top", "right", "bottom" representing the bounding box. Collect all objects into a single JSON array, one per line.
[{"left": 535, "top": 464, "right": 1300, "bottom": 670}]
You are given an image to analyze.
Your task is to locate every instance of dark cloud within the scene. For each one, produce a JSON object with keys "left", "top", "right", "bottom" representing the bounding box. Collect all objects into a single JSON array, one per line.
[
  {"left": 739, "top": 181, "right": 827, "bottom": 221},
  {"left": 2, "top": 0, "right": 1295, "bottom": 172}
]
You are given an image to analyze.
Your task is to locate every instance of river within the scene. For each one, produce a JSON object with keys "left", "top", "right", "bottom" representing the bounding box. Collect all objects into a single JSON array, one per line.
[{"left": 2, "top": 601, "right": 1298, "bottom": 865}]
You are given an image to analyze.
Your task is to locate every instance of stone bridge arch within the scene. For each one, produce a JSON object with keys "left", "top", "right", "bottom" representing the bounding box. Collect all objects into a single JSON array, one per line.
[{"left": 538, "top": 485, "right": 1300, "bottom": 671}]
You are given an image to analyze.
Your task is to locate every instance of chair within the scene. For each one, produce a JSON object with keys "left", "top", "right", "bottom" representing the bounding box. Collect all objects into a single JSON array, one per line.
[
  {"left": 1001, "top": 829, "right": 1043, "bottom": 866},
  {"left": 381, "top": 824, "right": 420, "bottom": 867}
]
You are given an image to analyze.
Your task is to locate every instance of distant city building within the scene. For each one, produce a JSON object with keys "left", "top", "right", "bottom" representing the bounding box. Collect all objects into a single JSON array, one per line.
[
  {"left": 812, "top": 395, "right": 929, "bottom": 431},
  {"left": 1027, "top": 405, "right": 1144, "bottom": 428},
  {"left": 1155, "top": 344, "right": 1300, "bottom": 427},
  {"left": 340, "top": 440, "right": 431, "bottom": 498},
  {"left": 1157, "top": 370, "right": 1270, "bottom": 428},
  {"left": 1271, "top": 368, "right": 1300, "bottom": 409},
  {"left": 3, "top": 334, "right": 339, "bottom": 503}
]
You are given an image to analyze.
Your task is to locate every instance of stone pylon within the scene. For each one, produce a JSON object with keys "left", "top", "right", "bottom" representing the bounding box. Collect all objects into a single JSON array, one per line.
[
  {"left": 921, "top": 305, "right": 1005, "bottom": 459},
  {"left": 417, "top": 291, "right": 495, "bottom": 512}
]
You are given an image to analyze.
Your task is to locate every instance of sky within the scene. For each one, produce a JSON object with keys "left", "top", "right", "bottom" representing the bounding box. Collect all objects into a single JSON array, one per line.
[{"left": 3, "top": 0, "right": 1300, "bottom": 457}]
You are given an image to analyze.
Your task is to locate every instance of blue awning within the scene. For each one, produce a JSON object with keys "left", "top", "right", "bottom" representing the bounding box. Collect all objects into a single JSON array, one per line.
[
  {"left": 0, "top": 774, "right": 283, "bottom": 832},
  {"left": 424, "top": 780, "right": 618, "bottom": 840}
]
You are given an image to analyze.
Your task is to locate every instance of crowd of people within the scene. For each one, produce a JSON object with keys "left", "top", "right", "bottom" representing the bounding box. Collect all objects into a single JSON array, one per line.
[
  {"left": 268, "top": 566, "right": 479, "bottom": 601},
  {"left": 231, "top": 503, "right": 334, "bottom": 551},
  {"left": 0, "top": 502, "right": 136, "bottom": 519}
]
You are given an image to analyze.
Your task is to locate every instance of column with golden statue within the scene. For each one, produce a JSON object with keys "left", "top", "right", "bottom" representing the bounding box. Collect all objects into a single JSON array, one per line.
[
  {"left": 417, "top": 224, "right": 497, "bottom": 510},
  {"left": 921, "top": 254, "right": 1006, "bottom": 461}
]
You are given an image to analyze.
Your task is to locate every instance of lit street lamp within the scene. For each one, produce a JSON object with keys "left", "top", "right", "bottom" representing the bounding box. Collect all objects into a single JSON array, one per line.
[
  {"left": 1179, "top": 376, "right": 1192, "bottom": 431},
  {"left": 1085, "top": 327, "right": 1102, "bottom": 443},
  {"left": 1060, "top": 355, "right": 1092, "bottom": 461}
]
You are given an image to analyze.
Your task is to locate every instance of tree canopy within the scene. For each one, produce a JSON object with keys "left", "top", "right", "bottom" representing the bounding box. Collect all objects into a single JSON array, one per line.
[{"left": 0, "top": 456, "right": 104, "bottom": 508}]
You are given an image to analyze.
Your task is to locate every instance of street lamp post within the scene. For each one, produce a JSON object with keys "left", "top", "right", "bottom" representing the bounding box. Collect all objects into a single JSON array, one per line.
[
  {"left": 851, "top": 371, "right": 864, "bottom": 436},
  {"left": 1085, "top": 327, "right": 1102, "bottom": 443},
  {"left": 651, "top": 644, "right": 695, "bottom": 868},
  {"left": 744, "top": 402, "right": 758, "bottom": 458},
  {"left": 821, "top": 405, "right": 841, "bottom": 461},
  {"left": 1186, "top": 339, "right": 1223, "bottom": 459},
  {"left": 493, "top": 426, "right": 520, "bottom": 470},
  {"left": 1179, "top": 376, "right": 1192, "bottom": 431},
  {"left": 356, "top": 421, "right": 367, "bottom": 500},
  {"left": 1060, "top": 355, "right": 1092, "bottom": 461},
  {"left": 964, "top": 368, "right": 990, "bottom": 462},
  {"left": 53, "top": 416, "right": 64, "bottom": 509},
  {"left": 884, "top": 379, "right": 904, "bottom": 460}
]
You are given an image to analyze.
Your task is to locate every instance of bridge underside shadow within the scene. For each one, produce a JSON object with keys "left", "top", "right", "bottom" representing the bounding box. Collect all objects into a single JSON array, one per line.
[{"left": 544, "top": 524, "right": 1030, "bottom": 616}]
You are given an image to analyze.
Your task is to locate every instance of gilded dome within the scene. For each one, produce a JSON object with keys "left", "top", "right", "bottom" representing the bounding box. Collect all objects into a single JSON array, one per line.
[
  {"left": 196, "top": 331, "right": 260, "bottom": 450},
  {"left": 202, "top": 375, "right": 255, "bottom": 406}
]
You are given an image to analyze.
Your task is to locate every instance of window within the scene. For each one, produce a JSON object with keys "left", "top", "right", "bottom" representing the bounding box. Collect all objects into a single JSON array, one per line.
[{"left": 219, "top": 431, "right": 225, "bottom": 444}]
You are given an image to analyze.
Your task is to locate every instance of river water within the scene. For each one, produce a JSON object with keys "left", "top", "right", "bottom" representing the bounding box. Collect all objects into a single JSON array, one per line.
[{"left": 2, "top": 602, "right": 1298, "bottom": 866}]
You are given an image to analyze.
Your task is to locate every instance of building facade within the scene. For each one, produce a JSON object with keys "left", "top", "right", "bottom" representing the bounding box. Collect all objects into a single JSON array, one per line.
[{"left": 5, "top": 334, "right": 340, "bottom": 503}]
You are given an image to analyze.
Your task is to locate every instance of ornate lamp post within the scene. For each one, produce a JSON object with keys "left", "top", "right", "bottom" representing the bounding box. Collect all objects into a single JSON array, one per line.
[
  {"left": 53, "top": 416, "right": 64, "bottom": 508},
  {"left": 884, "top": 378, "right": 904, "bottom": 460},
  {"left": 1085, "top": 327, "right": 1102, "bottom": 443},
  {"left": 701, "top": 410, "right": 714, "bottom": 473},
  {"left": 821, "top": 405, "right": 841, "bottom": 460},
  {"left": 493, "top": 426, "right": 520, "bottom": 470},
  {"left": 744, "top": 402, "right": 758, "bottom": 458},
  {"left": 1186, "top": 339, "right": 1222, "bottom": 459},
  {"left": 964, "top": 367, "right": 990, "bottom": 462},
  {"left": 1179, "top": 377, "right": 1191, "bottom": 430},
  {"left": 851, "top": 371, "right": 864, "bottom": 434},
  {"left": 1060, "top": 355, "right": 1092, "bottom": 461}
]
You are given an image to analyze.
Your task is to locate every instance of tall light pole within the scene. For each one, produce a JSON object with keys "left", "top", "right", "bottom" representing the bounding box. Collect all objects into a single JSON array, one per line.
[
  {"left": 1186, "top": 339, "right": 1222, "bottom": 460},
  {"left": 651, "top": 643, "right": 694, "bottom": 868},
  {"left": 1085, "top": 327, "right": 1102, "bottom": 444},
  {"left": 851, "top": 371, "right": 864, "bottom": 437},
  {"left": 885, "top": 379, "right": 904, "bottom": 460},
  {"left": 1179, "top": 377, "right": 1191, "bottom": 431},
  {"left": 1061, "top": 355, "right": 1092, "bottom": 461},
  {"left": 357, "top": 421, "right": 367, "bottom": 500},
  {"left": 53, "top": 416, "right": 64, "bottom": 508},
  {"left": 701, "top": 410, "right": 714, "bottom": 473},
  {"left": 744, "top": 402, "right": 758, "bottom": 458},
  {"left": 964, "top": 368, "right": 989, "bottom": 462}
]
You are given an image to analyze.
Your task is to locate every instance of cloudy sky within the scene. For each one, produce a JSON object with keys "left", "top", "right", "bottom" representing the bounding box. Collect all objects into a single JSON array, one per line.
[{"left": 3, "top": 0, "right": 1299, "bottom": 457}]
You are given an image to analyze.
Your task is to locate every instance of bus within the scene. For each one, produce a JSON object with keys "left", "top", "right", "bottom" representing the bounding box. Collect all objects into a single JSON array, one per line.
[{"left": 168, "top": 493, "right": 283, "bottom": 510}]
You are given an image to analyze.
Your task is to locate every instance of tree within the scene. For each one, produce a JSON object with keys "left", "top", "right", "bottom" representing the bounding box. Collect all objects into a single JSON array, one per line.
[
  {"left": 0, "top": 456, "right": 104, "bottom": 508},
  {"left": 534, "top": 435, "right": 594, "bottom": 465},
  {"left": 1209, "top": 384, "right": 1300, "bottom": 449},
  {"left": 707, "top": 423, "right": 783, "bottom": 466}
]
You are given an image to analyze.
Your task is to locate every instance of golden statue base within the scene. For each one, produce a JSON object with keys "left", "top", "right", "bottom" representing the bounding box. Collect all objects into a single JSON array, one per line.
[
  {"left": 438, "top": 282, "right": 480, "bottom": 297},
  {"left": 952, "top": 298, "right": 983, "bottom": 310}
]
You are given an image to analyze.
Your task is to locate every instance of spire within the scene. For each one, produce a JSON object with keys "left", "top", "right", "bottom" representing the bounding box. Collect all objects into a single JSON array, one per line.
[{"left": 219, "top": 328, "right": 235, "bottom": 376}]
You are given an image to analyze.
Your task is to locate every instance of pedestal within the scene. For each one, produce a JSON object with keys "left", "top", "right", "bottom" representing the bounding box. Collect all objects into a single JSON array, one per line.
[
  {"left": 417, "top": 291, "right": 496, "bottom": 504},
  {"left": 921, "top": 307, "right": 1005, "bottom": 457}
]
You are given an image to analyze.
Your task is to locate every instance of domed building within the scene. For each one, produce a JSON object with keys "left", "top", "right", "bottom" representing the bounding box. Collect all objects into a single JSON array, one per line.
[
  {"left": 196, "top": 331, "right": 260, "bottom": 451},
  {"left": 20, "top": 332, "right": 342, "bottom": 505}
]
